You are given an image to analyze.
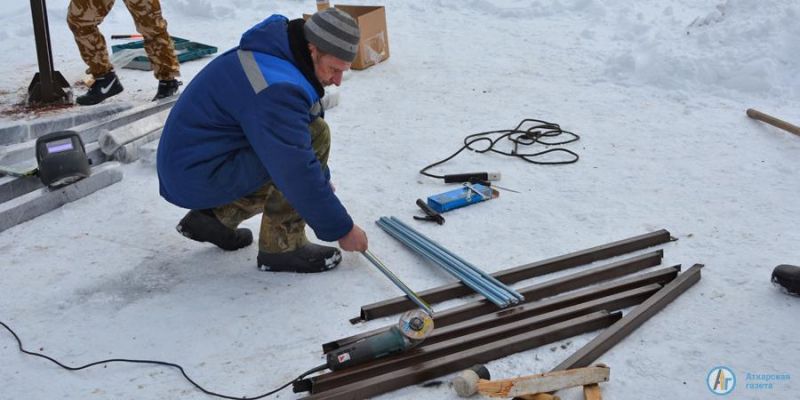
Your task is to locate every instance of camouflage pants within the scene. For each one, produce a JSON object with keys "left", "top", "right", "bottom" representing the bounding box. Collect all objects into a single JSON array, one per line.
[
  {"left": 214, "top": 117, "right": 332, "bottom": 253},
  {"left": 67, "top": 0, "right": 180, "bottom": 80}
]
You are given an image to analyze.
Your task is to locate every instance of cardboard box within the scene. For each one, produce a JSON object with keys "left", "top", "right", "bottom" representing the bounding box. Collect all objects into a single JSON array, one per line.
[{"left": 305, "top": 5, "right": 390, "bottom": 70}]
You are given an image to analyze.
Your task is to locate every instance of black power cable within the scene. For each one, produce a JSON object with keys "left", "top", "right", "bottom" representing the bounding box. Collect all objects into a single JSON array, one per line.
[
  {"left": 419, "top": 118, "right": 580, "bottom": 179},
  {"left": 0, "top": 320, "right": 326, "bottom": 400}
]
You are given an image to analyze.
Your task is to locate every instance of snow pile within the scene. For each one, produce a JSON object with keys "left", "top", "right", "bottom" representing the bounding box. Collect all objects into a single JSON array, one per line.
[{"left": 603, "top": 0, "right": 800, "bottom": 98}]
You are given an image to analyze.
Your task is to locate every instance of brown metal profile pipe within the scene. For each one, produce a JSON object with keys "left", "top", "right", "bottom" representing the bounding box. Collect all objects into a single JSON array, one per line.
[
  {"left": 352, "top": 229, "right": 672, "bottom": 322},
  {"left": 323, "top": 255, "right": 673, "bottom": 354},
  {"left": 432, "top": 250, "right": 663, "bottom": 328},
  {"left": 309, "top": 285, "right": 661, "bottom": 393},
  {"left": 303, "top": 311, "right": 622, "bottom": 400},
  {"left": 553, "top": 264, "right": 704, "bottom": 372},
  {"left": 424, "top": 283, "right": 662, "bottom": 347}
]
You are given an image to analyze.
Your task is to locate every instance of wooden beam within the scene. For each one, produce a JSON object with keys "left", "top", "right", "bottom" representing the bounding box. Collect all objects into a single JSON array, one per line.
[
  {"left": 747, "top": 108, "right": 800, "bottom": 137},
  {"left": 477, "top": 365, "right": 609, "bottom": 397},
  {"left": 583, "top": 383, "right": 602, "bottom": 400}
]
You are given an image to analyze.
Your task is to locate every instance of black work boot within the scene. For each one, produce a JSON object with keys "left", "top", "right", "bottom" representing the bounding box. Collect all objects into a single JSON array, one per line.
[
  {"left": 176, "top": 209, "right": 253, "bottom": 251},
  {"left": 257, "top": 243, "right": 342, "bottom": 273},
  {"left": 76, "top": 71, "right": 123, "bottom": 106},
  {"left": 772, "top": 265, "right": 800, "bottom": 297},
  {"left": 153, "top": 79, "right": 181, "bottom": 101}
]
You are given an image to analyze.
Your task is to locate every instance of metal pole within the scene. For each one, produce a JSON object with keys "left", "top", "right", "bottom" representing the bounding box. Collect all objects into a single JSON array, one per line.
[
  {"left": 377, "top": 218, "right": 511, "bottom": 307},
  {"left": 377, "top": 218, "right": 509, "bottom": 307},
  {"left": 28, "top": 0, "right": 70, "bottom": 104},
  {"left": 361, "top": 250, "right": 434, "bottom": 316},
  {"left": 389, "top": 217, "right": 524, "bottom": 302},
  {"left": 379, "top": 218, "right": 515, "bottom": 305}
]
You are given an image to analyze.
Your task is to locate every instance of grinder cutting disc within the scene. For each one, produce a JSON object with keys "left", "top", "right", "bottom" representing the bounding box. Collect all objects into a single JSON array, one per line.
[{"left": 397, "top": 309, "right": 434, "bottom": 341}]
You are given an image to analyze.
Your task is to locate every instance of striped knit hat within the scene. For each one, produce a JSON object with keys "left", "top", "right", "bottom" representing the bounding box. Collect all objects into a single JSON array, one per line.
[{"left": 304, "top": 8, "right": 360, "bottom": 62}]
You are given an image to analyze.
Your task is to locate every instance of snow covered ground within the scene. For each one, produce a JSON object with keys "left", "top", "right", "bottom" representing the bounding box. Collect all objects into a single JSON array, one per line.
[{"left": 1, "top": 0, "right": 798, "bottom": 399}]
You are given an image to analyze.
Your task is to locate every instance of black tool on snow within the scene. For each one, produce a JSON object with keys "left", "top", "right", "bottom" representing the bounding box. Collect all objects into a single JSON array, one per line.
[
  {"left": 413, "top": 198, "right": 445, "bottom": 225},
  {"left": 772, "top": 264, "right": 800, "bottom": 296},
  {"left": 443, "top": 171, "right": 501, "bottom": 183},
  {"left": 35, "top": 131, "right": 91, "bottom": 188}
]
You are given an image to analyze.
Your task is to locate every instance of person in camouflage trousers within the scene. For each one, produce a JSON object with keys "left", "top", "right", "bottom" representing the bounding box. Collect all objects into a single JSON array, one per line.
[
  {"left": 67, "top": 0, "right": 181, "bottom": 105},
  {"left": 209, "top": 117, "right": 332, "bottom": 254},
  {"left": 159, "top": 9, "right": 368, "bottom": 273}
]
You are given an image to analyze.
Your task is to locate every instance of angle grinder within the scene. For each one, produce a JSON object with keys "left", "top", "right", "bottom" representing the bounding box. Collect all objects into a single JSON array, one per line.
[{"left": 325, "top": 309, "right": 434, "bottom": 371}]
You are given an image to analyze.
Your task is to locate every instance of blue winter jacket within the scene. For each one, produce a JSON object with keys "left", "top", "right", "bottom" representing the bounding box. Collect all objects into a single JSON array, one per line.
[{"left": 157, "top": 15, "right": 353, "bottom": 242}]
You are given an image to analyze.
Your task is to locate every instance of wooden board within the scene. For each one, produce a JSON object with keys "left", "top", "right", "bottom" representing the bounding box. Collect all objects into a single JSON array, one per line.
[{"left": 478, "top": 365, "right": 609, "bottom": 397}]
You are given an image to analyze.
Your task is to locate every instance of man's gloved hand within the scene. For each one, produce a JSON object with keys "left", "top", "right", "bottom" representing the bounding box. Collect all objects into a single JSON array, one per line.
[{"left": 339, "top": 224, "right": 368, "bottom": 252}]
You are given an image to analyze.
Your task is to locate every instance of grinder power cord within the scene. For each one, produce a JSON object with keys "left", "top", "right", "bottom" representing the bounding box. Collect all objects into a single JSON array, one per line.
[{"left": 1, "top": 310, "right": 434, "bottom": 399}]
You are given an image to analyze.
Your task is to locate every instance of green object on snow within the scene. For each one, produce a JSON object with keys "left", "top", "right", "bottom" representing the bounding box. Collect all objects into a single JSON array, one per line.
[{"left": 110, "top": 36, "right": 217, "bottom": 71}]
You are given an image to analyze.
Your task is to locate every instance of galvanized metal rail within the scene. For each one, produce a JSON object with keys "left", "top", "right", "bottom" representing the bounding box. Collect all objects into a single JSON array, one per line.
[
  {"left": 377, "top": 216, "right": 521, "bottom": 307},
  {"left": 360, "top": 250, "right": 434, "bottom": 316},
  {"left": 389, "top": 216, "right": 525, "bottom": 302},
  {"left": 352, "top": 229, "right": 673, "bottom": 322}
]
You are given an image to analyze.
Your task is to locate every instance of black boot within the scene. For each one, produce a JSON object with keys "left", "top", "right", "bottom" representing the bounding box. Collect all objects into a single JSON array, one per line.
[
  {"left": 176, "top": 209, "right": 253, "bottom": 251},
  {"left": 153, "top": 79, "right": 181, "bottom": 101},
  {"left": 257, "top": 243, "right": 342, "bottom": 273},
  {"left": 772, "top": 265, "right": 800, "bottom": 297},
  {"left": 76, "top": 71, "right": 123, "bottom": 106}
]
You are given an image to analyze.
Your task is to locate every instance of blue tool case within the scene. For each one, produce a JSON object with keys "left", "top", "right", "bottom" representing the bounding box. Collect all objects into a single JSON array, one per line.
[{"left": 427, "top": 183, "right": 498, "bottom": 213}]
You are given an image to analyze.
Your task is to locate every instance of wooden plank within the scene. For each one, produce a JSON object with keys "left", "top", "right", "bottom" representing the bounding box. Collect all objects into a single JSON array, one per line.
[
  {"left": 519, "top": 394, "right": 559, "bottom": 400},
  {"left": 583, "top": 383, "right": 602, "bottom": 400},
  {"left": 478, "top": 365, "right": 609, "bottom": 397},
  {"left": 747, "top": 108, "right": 800, "bottom": 137}
]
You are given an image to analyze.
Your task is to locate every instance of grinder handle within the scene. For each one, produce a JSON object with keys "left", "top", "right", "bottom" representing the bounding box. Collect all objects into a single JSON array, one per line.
[{"left": 325, "top": 327, "right": 408, "bottom": 371}]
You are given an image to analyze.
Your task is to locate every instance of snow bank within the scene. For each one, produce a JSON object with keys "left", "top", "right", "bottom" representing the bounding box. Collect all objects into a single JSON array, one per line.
[{"left": 603, "top": 0, "right": 800, "bottom": 98}]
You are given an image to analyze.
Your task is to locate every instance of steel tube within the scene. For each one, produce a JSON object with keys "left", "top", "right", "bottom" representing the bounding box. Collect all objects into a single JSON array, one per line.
[
  {"left": 27, "top": 0, "right": 70, "bottom": 104},
  {"left": 376, "top": 218, "right": 511, "bottom": 307},
  {"left": 389, "top": 216, "right": 524, "bottom": 301},
  {"left": 360, "top": 250, "right": 434, "bottom": 316},
  {"left": 378, "top": 218, "right": 515, "bottom": 305},
  {"left": 377, "top": 219, "right": 506, "bottom": 305},
  {"left": 353, "top": 229, "right": 673, "bottom": 322}
]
